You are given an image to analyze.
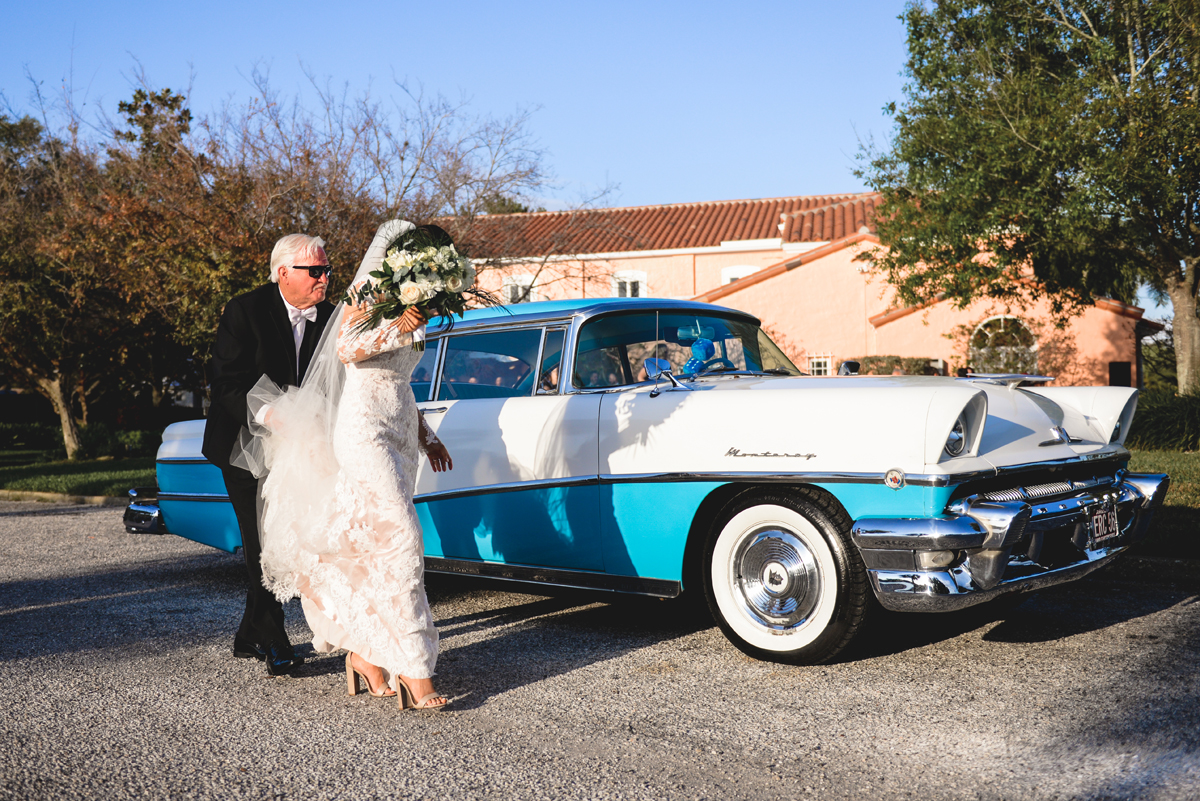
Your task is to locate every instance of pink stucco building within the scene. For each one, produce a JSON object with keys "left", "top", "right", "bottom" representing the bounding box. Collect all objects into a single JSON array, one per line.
[{"left": 457, "top": 193, "right": 1159, "bottom": 386}]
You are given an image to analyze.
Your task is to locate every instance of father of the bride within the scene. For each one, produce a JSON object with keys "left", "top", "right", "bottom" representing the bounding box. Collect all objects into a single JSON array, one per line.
[{"left": 202, "top": 234, "right": 335, "bottom": 676}]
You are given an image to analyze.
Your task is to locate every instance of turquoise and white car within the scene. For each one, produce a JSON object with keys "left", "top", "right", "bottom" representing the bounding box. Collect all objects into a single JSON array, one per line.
[{"left": 126, "top": 298, "right": 1170, "bottom": 664}]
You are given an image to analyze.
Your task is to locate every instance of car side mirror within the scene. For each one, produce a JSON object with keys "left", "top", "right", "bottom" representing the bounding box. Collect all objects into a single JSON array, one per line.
[
  {"left": 649, "top": 368, "right": 692, "bottom": 398},
  {"left": 838, "top": 361, "right": 860, "bottom": 376}
]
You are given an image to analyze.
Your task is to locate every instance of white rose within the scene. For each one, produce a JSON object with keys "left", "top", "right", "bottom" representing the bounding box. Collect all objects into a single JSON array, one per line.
[
  {"left": 398, "top": 282, "right": 423, "bottom": 305},
  {"left": 445, "top": 275, "right": 465, "bottom": 293}
]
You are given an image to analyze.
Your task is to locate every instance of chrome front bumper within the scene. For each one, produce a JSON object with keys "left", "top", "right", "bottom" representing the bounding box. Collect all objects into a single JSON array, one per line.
[
  {"left": 123, "top": 487, "right": 164, "bottom": 534},
  {"left": 851, "top": 472, "right": 1170, "bottom": 612}
]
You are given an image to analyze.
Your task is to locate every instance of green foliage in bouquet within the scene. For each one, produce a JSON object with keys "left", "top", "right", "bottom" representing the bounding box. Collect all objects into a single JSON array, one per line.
[{"left": 341, "top": 224, "right": 500, "bottom": 339}]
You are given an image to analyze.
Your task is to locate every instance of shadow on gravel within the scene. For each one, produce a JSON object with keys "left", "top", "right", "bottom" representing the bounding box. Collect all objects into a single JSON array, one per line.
[
  {"left": 0, "top": 504, "right": 114, "bottom": 518},
  {"left": 848, "top": 561, "right": 1200, "bottom": 797},
  {"left": 982, "top": 565, "right": 1197, "bottom": 644},
  {"left": 0, "top": 550, "right": 247, "bottom": 662},
  {"left": 843, "top": 564, "right": 1193, "bottom": 662},
  {"left": 420, "top": 575, "right": 711, "bottom": 709},
  {"left": 1052, "top": 583, "right": 1200, "bottom": 798}
]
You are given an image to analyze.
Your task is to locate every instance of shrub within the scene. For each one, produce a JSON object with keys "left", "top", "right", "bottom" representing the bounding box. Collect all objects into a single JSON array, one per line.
[
  {"left": 77, "top": 423, "right": 121, "bottom": 459},
  {"left": 1125, "top": 390, "right": 1200, "bottom": 451},
  {"left": 116, "top": 430, "right": 161, "bottom": 457},
  {"left": 0, "top": 422, "right": 62, "bottom": 450},
  {"left": 843, "top": 355, "right": 943, "bottom": 376}
]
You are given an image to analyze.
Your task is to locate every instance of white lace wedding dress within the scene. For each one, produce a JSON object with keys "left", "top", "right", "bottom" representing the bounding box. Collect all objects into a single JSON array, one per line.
[{"left": 292, "top": 317, "right": 438, "bottom": 685}]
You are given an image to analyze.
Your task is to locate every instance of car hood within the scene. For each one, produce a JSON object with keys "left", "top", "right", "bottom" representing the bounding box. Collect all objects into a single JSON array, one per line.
[{"left": 611, "top": 374, "right": 1136, "bottom": 477}]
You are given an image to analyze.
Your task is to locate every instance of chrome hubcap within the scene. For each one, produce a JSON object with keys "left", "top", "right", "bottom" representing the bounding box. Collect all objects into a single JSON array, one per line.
[{"left": 732, "top": 527, "right": 822, "bottom": 630}]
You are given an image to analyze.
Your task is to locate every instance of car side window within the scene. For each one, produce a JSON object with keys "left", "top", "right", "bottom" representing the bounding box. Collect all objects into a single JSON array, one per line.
[
  {"left": 574, "top": 311, "right": 803, "bottom": 388},
  {"left": 436, "top": 328, "right": 541, "bottom": 401},
  {"left": 410, "top": 340, "right": 439, "bottom": 402},
  {"left": 537, "top": 328, "right": 565, "bottom": 395}
]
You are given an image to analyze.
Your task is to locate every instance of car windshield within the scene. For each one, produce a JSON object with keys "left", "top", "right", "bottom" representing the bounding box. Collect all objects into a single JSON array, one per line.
[{"left": 573, "top": 311, "right": 801, "bottom": 389}]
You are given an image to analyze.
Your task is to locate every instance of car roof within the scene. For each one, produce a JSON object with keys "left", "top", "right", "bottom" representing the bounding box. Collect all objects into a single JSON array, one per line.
[{"left": 428, "top": 297, "right": 758, "bottom": 330}]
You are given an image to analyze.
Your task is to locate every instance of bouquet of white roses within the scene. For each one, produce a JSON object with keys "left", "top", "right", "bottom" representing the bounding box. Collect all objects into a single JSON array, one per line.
[{"left": 342, "top": 227, "right": 498, "bottom": 346}]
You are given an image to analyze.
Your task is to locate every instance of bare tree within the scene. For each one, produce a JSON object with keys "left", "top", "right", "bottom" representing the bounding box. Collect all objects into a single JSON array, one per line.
[{"left": 0, "top": 67, "right": 557, "bottom": 454}]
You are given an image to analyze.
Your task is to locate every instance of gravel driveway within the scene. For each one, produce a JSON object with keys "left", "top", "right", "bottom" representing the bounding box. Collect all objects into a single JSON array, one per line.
[{"left": 1, "top": 500, "right": 1198, "bottom": 800}]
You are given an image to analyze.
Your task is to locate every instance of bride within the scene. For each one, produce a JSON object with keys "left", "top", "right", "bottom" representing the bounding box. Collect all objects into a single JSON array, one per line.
[{"left": 235, "top": 220, "right": 456, "bottom": 711}]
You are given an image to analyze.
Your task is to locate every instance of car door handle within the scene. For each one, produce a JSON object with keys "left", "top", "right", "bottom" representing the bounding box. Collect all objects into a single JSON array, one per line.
[{"left": 420, "top": 406, "right": 449, "bottom": 414}]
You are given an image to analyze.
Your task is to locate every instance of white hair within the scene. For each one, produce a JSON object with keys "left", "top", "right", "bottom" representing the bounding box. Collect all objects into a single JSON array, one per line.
[{"left": 269, "top": 234, "right": 327, "bottom": 283}]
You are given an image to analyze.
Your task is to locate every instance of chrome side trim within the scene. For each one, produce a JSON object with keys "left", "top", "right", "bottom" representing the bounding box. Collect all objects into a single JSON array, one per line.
[
  {"left": 416, "top": 477, "right": 599, "bottom": 504},
  {"left": 598, "top": 471, "right": 947, "bottom": 487},
  {"left": 156, "top": 458, "right": 213, "bottom": 465},
  {"left": 414, "top": 471, "right": 954, "bottom": 504},
  {"left": 425, "top": 557, "right": 681, "bottom": 598},
  {"left": 158, "top": 492, "right": 231, "bottom": 503}
]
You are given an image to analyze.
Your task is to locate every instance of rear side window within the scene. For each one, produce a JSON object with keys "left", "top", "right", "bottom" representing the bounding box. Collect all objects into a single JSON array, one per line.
[
  {"left": 410, "top": 341, "right": 439, "bottom": 402},
  {"left": 537, "top": 328, "right": 566, "bottom": 394},
  {"left": 436, "top": 329, "right": 542, "bottom": 400}
]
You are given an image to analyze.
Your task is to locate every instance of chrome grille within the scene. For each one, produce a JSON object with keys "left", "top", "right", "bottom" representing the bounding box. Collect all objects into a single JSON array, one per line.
[
  {"left": 983, "top": 480, "right": 1086, "bottom": 502},
  {"left": 1023, "top": 481, "right": 1076, "bottom": 499}
]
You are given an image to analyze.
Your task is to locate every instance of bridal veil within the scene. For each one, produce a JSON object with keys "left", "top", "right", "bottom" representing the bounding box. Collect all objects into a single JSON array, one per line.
[{"left": 230, "top": 219, "right": 417, "bottom": 601}]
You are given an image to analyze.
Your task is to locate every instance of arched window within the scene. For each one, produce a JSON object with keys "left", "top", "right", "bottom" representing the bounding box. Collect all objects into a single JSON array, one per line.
[{"left": 969, "top": 316, "right": 1038, "bottom": 374}]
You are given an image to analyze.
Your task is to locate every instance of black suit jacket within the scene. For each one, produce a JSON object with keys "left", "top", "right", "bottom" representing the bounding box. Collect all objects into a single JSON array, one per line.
[{"left": 202, "top": 283, "right": 335, "bottom": 470}]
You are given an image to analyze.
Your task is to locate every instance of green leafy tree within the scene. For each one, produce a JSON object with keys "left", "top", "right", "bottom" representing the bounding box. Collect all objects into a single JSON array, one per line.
[{"left": 859, "top": 0, "right": 1200, "bottom": 390}]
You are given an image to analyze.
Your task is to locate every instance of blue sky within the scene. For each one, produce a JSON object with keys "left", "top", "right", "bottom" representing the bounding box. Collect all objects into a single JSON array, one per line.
[
  {"left": 0, "top": 0, "right": 908, "bottom": 209},
  {"left": 1, "top": 0, "right": 1171, "bottom": 318}
]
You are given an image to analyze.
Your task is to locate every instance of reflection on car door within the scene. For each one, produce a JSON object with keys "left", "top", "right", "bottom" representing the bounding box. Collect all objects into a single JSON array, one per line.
[{"left": 416, "top": 326, "right": 603, "bottom": 571}]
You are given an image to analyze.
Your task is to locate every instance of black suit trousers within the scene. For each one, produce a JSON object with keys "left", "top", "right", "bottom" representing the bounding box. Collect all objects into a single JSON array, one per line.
[{"left": 223, "top": 465, "right": 287, "bottom": 647}]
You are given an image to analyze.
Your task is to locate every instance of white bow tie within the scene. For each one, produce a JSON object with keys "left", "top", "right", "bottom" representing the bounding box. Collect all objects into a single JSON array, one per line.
[{"left": 288, "top": 306, "right": 318, "bottom": 326}]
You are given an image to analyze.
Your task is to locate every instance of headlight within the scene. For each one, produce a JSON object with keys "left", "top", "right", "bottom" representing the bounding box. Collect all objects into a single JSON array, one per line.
[
  {"left": 945, "top": 417, "right": 966, "bottom": 457},
  {"left": 1110, "top": 419, "right": 1122, "bottom": 443}
]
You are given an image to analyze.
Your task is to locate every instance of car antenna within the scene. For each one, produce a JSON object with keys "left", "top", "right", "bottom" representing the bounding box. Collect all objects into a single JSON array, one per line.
[
  {"left": 650, "top": 311, "right": 663, "bottom": 397},
  {"left": 649, "top": 312, "right": 690, "bottom": 398}
]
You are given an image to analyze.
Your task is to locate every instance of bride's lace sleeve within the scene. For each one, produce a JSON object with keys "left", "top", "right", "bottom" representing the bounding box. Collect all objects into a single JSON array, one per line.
[{"left": 337, "top": 288, "right": 418, "bottom": 364}]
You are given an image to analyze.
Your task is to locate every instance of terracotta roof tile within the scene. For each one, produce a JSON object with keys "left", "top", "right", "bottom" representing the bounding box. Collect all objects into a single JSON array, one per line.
[
  {"left": 448, "top": 192, "right": 881, "bottom": 258},
  {"left": 775, "top": 194, "right": 881, "bottom": 245}
]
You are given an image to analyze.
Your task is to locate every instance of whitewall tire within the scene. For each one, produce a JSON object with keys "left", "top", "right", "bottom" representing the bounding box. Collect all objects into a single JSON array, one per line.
[{"left": 703, "top": 490, "right": 871, "bottom": 664}]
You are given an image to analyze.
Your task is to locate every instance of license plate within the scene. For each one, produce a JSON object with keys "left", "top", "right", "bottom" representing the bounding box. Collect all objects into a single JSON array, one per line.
[{"left": 1090, "top": 503, "right": 1120, "bottom": 546}]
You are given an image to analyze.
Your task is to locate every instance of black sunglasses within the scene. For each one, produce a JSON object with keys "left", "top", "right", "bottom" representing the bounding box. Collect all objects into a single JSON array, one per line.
[{"left": 290, "top": 264, "right": 332, "bottom": 279}]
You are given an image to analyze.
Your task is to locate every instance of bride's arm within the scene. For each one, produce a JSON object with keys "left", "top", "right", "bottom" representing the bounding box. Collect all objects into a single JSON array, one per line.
[
  {"left": 417, "top": 412, "right": 453, "bottom": 472},
  {"left": 338, "top": 300, "right": 427, "bottom": 364}
]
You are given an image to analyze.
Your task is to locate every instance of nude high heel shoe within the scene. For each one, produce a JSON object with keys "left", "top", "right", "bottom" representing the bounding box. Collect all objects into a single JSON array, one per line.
[
  {"left": 345, "top": 653, "right": 396, "bottom": 698},
  {"left": 395, "top": 675, "right": 449, "bottom": 712}
]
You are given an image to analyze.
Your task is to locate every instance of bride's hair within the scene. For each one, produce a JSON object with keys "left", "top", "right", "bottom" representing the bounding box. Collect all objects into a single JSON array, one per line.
[{"left": 386, "top": 223, "right": 464, "bottom": 256}]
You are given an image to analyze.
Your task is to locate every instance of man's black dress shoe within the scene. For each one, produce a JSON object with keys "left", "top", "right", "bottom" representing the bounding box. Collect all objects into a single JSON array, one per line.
[
  {"left": 233, "top": 636, "right": 267, "bottom": 661},
  {"left": 234, "top": 637, "right": 303, "bottom": 675},
  {"left": 265, "top": 643, "right": 303, "bottom": 677}
]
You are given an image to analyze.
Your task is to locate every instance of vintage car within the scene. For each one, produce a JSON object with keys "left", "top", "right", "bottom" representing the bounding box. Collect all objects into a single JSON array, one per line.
[{"left": 126, "top": 298, "right": 1170, "bottom": 664}]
